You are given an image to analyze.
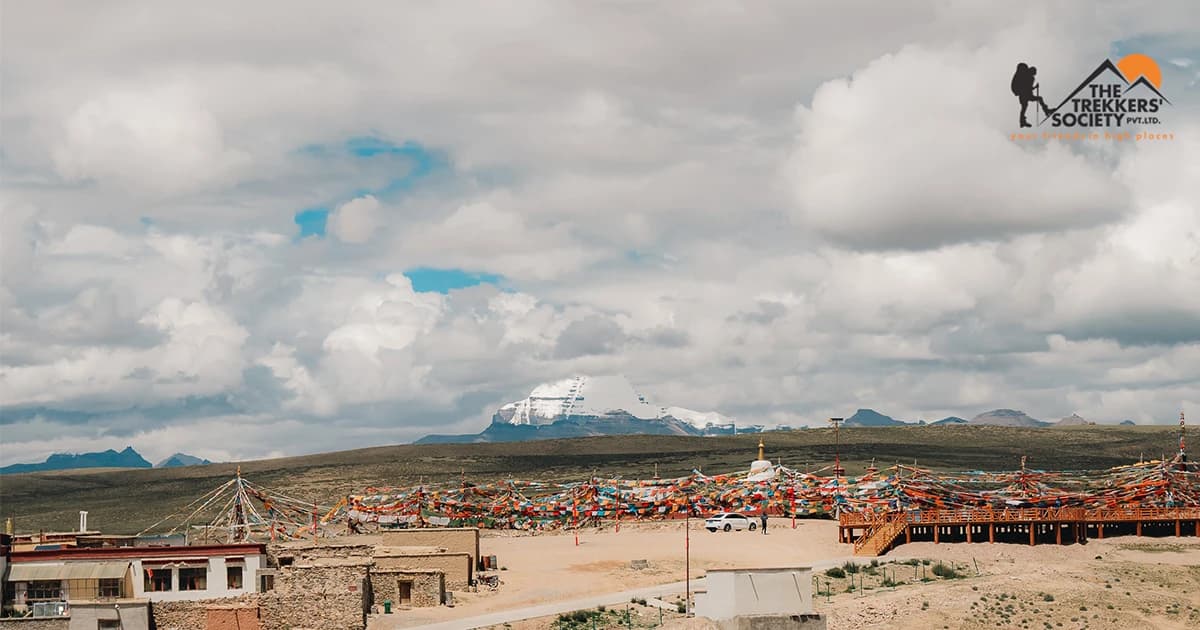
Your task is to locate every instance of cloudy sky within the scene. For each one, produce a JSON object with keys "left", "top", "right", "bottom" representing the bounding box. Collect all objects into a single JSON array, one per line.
[{"left": 2, "top": 1, "right": 1199, "bottom": 466}]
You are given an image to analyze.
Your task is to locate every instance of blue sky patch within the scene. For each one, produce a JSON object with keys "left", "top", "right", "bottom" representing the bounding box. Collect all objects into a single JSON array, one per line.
[
  {"left": 291, "top": 137, "right": 451, "bottom": 240},
  {"left": 404, "top": 267, "right": 503, "bottom": 293},
  {"left": 294, "top": 208, "right": 329, "bottom": 238}
]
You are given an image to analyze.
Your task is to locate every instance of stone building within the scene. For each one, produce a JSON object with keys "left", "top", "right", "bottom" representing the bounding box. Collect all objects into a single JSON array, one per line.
[{"left": 368, "top": 568, "right": 443, "bottom": 609}]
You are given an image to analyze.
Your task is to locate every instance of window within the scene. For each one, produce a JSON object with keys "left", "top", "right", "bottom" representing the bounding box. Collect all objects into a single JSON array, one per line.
[
  {"left": 99, "top": 621, "right": 121, "bottom": 629},
  {"left": 27, "top": 580, "right": 63, "bottom": 601},
  {"left": 98, "top": 578, "right": 122, "bottom": 598},
  {"left": 259, "top": 574, "right": 275, "bottom": 592},
  {"left": 227, "top": 565, "right": 244, "bottom": 589},
  {"left": 179, "top": 567, "right": 207, "bottom": 591},
  {"left": 144, "top": 568, "right": 172, "bottom": 592}
]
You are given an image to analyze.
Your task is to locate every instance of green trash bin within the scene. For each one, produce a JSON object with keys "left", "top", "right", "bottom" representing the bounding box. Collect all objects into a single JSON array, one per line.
[{"left": 384, "top": 600, "right": 392, "bottom": 614}]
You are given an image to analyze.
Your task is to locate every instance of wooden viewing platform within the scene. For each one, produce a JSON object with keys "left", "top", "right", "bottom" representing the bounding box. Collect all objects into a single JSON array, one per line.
[{"left": 840, "top": 506, "right": 1200, "bottom": 556}]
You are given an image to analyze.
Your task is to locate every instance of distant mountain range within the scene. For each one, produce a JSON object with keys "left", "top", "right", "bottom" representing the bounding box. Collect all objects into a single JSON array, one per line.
[
  {"left": 1056, "top": 413, "right": 1092, "bottom": 426},
  {"left": 0, "top": 447, "right": 211, "bottom": 475},
  {"left": 843, "top": 408, "right": 906, "bottom": 427},
  {"left": 416, "top": 378, "right": 1145, "bottom": 445},
  {"left": 968, "top": 409, "right": 1049, "bottom": 428},
  {"left": 155, "top": 453, "right": 212, "bottom": 468},
  {"left": 0, "top": 447, "right": 151, "bottom": 475}
]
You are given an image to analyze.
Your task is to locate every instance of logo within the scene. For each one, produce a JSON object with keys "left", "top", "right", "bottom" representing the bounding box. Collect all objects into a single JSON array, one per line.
[{"left": 1009, "top": 54, "right": 1172, "bottom": 138}]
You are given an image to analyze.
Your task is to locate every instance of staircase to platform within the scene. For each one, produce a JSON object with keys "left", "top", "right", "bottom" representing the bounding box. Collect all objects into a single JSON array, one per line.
[{"left": 853, "top": 514, "right": 906, "bottom": 557}]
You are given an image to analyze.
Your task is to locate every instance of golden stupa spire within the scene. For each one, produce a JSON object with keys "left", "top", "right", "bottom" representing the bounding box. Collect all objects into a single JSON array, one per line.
[{"left": 758, "top": 437, "right": 765, "bottom": 461}]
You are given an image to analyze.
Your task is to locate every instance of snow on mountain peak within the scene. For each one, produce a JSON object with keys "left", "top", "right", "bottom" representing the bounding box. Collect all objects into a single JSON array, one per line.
[{"left": 496, "top": 375, "right": 731, "bottom": 428}]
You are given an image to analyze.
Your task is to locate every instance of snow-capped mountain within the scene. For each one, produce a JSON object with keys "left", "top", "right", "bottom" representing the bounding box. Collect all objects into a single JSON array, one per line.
[
  {"left": 660, "top": 406, "right": 738, "bottom": 431},
  {"left": 492, "top": 375, "right": 736, "bottom": 430},
  {"left": 495, "top": 375, "right": 660, "bottom": 425},
  {"left": 418, "top": 374, "right": 766, "bottom": 444}
]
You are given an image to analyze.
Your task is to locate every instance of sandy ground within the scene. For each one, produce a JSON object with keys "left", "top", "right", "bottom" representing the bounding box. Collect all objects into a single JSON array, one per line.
[
  {"left": 369, "top": 522, "right": 1200, "bottom": 630},
  {"left": 815, "top": 537, "right": 1200, "bottom": 630},
  {"left": 372, "top": 518, "right": 846, "bottom": 628}
]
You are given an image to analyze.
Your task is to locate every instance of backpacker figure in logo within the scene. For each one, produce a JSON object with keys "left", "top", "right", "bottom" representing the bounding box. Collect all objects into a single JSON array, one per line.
[{"left": 1011, "top": 63, "right": 1051, "bottom": 127}]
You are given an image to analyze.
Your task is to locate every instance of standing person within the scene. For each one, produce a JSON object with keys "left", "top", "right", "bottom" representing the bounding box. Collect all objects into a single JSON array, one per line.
[
  {"left": 760, "top": 505, "right": 768, "bottom": 534},
  {"left": 1011, "top": 62, "right": 1052, "bottom": 127}
]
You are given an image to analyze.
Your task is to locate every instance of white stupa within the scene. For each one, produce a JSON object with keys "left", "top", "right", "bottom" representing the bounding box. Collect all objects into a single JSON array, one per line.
[{"left": 748, "top": 437, "right": 775, "bottom": 482}]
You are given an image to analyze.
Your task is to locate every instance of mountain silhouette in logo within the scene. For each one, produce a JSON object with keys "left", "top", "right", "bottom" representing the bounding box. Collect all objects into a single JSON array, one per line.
[
  {"left": 1125, "top": 75, "right": 1171, "bottom": 104},
  {"left": 1043, "top": 58, "right": 1127, "bottom": 121}
]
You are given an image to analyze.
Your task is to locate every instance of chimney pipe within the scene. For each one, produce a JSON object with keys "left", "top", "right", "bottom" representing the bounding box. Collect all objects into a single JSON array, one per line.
[{"left": 79, "top": 510, "right": 88, "bottom": 533}]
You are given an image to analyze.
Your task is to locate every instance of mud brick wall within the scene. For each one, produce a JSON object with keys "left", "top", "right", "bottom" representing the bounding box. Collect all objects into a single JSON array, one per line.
[
  {"left": 206, "top": 607, "right": 261, "bottom": 630},
  {"left": 381, "top": 528, "right": 479, "bottom": 568},
  {"left": 151, "top": 596, "right": 258, "bottom": 630},
  {"left": 373, "top": 553, "right": 471, "bottom": 589}
]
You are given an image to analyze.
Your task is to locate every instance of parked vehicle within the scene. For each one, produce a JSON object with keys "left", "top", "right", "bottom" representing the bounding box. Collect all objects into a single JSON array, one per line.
[{"left": 704, "top": 512, "right": 755, "bottom": 532}]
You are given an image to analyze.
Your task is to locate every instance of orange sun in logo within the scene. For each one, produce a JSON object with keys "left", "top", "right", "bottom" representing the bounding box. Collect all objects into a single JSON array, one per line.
[{"left": 1116, "top": 53, "right": 1162, "bottom": 88}]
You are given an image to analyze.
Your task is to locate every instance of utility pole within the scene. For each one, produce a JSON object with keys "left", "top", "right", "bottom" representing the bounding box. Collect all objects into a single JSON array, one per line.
[
  {"left": 685, "top": 496, "right": 691, "bottom": 616},
  {"left": 828, "top": 418, "right": 845, "bottom": 478}
]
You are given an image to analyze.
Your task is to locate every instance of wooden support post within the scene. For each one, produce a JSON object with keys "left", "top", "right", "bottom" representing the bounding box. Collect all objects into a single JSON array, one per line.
[
  {"left": 1056, "top": 523, "right": 1062, "bottom": 545},
  {"left": 1136, "top": 520, "right": 1142, "bottom": 537},
  {"left": 934, "top": 525, "right": 939, "bottom": 544},
  {"left": 1098, "top": 523, "right": 1104, "bottom": 539},
  {"left": 966, "top": 524, "right": 972, "bottom": 543},
  {"left": 1176, "top": 519, "right": 1181, "bottom": 537},
  {"left": 989, "top": 522, "right": 995, "bottom": 544},
  {"left": 1195, "top": 520, "right": 1199, "bottom": 537},
  {"left": 1029, "top": 524, "right": 1035, "bottom": 546},
  {"left": 905, "top": 524, "right": 911, "bottom": 545}
]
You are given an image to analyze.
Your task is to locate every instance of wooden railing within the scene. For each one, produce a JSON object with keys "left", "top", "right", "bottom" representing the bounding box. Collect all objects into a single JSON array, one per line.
[
  {"left": 852, "top": 512, "right": 905, "bottom": 556},
  {"left": 840, "top": 506, "right": 1200, "bottom": 528}
]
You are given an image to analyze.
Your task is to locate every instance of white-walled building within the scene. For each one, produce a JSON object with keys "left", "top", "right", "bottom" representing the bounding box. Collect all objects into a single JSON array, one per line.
[{"left": 3, "top": 542, "right": 268, "bottom": 614}]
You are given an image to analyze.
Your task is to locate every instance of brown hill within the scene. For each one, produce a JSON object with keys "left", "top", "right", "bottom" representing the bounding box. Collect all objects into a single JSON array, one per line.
[{"left": 0, "top": 425, "right": 1178, "bottom": 535}]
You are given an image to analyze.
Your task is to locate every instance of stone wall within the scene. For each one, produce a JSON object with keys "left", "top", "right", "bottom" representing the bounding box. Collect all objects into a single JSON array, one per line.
[
  {"left": 373, "top": 553, "right": 471, "bottom": 589},
  {"left": 368, "top": 570, "right": 443, "bottom": 608},
  {"left": 273, "top": 543, "right": 375, "bottom": 563},
  {"left": 259, "top": 562, "right": 369, "bottom": 630},
  {"left": 0, "top": 620, "right": 68, "bottom": 630},
  {"left": 148, "top": 562, "right": 369, "bottom": 630}
]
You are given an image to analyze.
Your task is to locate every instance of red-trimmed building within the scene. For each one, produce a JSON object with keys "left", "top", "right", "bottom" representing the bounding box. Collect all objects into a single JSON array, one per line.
[{"left": 3, "top": 543, "right": 269, "bottom": 616}]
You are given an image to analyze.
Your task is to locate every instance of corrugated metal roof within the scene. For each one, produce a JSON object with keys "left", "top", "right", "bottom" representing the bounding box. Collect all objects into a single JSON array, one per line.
[{"left": 8, "top": 561, "right": 130, "bottom": 581}]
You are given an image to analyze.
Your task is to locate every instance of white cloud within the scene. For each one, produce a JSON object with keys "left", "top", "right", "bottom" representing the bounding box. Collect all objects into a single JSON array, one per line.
[
  {"left": 51, "top": 83, "right": 249, "bottom": 194},
  {"left": 396, "top": 200, "right": 603, "bottom": 281},
  {"left": 786, "top": 40, "right": 1127, "bottom": 249},
  {"left": 0, "top": 298, "right": 248, "bottom": 408},
  {"left": 2, "top": 1, "right": 1198, "bottom": 465},
  {"left": 328, "top": 195, "right": 380, "bottom": 243}
]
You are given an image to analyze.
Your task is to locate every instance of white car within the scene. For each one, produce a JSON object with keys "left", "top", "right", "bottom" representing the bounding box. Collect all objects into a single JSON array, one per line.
[{"left": 705, "top": 512, "right": 756, "bottom": 532}]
